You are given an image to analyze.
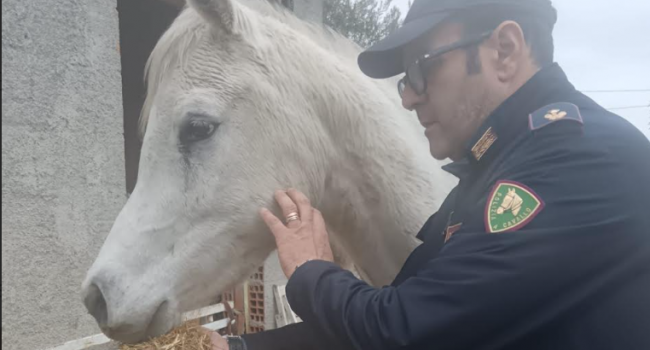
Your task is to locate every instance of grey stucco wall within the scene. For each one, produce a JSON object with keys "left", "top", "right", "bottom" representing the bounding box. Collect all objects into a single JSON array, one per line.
[{"left": 1, "top": 1, "right": 125, "bottom": 349}]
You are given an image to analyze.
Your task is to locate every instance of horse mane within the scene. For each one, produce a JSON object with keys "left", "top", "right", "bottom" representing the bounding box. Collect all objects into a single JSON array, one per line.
[{"left": 140, "top": 0, "right": 365, "bottom": 137}]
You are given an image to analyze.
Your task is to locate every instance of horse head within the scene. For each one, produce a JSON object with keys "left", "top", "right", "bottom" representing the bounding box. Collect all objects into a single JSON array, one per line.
[{"left": 81, "top": 0, "right": 453, "bottom": 343}]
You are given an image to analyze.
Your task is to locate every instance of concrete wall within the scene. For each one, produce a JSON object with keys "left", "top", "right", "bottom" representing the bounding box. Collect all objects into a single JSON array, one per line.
[{"left": 1, "top": 1, "right": 125, "bottom": 349}]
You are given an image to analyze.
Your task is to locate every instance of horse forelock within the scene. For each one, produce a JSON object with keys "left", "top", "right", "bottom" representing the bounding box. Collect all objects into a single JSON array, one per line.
[{"left": 139, "top": 0, "right": 365, "bottom": 138}]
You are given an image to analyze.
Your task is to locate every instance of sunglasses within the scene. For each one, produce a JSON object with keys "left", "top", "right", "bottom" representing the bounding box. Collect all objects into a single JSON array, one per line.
[{"left": 398, "top": 31, "right": 493, "bottom": 98}]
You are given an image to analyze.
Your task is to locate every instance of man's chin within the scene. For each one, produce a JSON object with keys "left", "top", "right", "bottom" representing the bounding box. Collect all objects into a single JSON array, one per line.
[{"left": 429, "top": 143, "right": 452, "bottom": 161}]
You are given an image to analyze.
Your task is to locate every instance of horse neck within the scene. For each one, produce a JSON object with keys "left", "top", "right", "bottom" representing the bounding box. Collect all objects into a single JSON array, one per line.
[{"left": 312, "top": 72, "right": 454, "bottom": 286}]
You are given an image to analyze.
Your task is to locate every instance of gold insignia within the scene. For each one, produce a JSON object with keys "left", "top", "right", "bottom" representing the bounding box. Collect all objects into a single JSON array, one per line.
[
  {"left": 471, "top": 127, "right": 498, "bottom": 161},
  {"left": 529, "top": 103, "right": 583, "bottom": 131},
  {"left": 544, "top": 109, "right": 567, "bottom": 121}
]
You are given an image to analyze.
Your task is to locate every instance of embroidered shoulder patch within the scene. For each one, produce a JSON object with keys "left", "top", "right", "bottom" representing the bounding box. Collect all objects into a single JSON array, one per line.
[
  {"left": 484, "top": 180, "right": 544, "bottom": 233},
  {"left": 528, "top": 102, "right": 583, "bottom": 131}
]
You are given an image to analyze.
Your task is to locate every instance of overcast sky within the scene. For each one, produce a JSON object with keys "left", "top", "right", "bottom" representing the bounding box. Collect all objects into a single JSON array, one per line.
[{"left": 393, "top": 0, "right": 650, "bottom": 139}]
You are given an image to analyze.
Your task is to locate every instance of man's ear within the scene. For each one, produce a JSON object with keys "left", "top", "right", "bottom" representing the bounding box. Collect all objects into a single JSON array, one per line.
[{"left": 491, "top": 20, "right": 529, "bottom": 82}]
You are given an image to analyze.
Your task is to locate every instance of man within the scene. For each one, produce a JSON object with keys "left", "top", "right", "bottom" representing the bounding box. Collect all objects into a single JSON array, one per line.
[{"left": 215, "top": 0, "right": 650, "bottom": 349}]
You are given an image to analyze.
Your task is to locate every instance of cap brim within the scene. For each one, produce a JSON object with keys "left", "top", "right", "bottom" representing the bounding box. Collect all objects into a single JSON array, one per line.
[{"left": 358, "top": 13, "right": 449, "bottom": 79}]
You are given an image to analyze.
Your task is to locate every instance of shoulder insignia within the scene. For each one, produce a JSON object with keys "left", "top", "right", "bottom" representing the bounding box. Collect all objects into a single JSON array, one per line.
[
  {"left": 484, "top": 180, "right": 545, "bottom": 233},
  {"left": 528, "top": 102, "right": 583, "bottom": 131},
  {"left": 471, "top": 127, "right": 498, "bottom": 161}
]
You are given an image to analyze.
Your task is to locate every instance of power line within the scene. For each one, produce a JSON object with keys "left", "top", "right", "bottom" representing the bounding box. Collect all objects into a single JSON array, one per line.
[
  {"left": 607, "top": 104, "right": 650, "bottom": 111},
  {"left": 583, "top": 89, "right": 650, "bottom": 93}
]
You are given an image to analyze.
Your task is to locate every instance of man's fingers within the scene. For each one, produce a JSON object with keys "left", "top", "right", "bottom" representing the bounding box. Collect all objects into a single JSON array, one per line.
[
  {"left": 312, "top": 208, "right": 326, "bottom": 233},
  {"left": 274, "top": 190, "right": 301, "bottom": 228},
  {"left": 287, "top": 188, "right": 313, "bottom": 223},
  {"left": 312, "top": 209, "right": 334, "bottom": 261},
  {"left": 260, "top": 208, "right": 286, "bottom": 239}
]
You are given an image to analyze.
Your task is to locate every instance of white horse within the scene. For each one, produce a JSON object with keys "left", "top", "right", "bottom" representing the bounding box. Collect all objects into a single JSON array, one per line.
[{"left": 82, "top": 0, "right": 456, "bottom": 343}]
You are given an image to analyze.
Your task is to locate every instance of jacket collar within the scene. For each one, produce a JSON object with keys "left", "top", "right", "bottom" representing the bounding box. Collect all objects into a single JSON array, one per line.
[{"left": 442, "top": 63, "right": 577, "bottom": 179}]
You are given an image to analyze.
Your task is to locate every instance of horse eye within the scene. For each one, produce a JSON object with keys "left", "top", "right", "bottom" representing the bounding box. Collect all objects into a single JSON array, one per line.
[{"left": 180, "top": 118, "right": 218, "bottom": 144}]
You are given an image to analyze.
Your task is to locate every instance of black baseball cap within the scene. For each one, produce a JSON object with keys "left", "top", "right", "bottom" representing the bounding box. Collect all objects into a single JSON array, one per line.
[{"left": 357, "top": 0, "right": 557, "bottom": 79}]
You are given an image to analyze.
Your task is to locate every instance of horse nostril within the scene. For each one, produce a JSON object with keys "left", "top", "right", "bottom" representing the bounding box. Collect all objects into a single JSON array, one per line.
[{"left": 84, "top": 283, "right": 108, "bottom": 327}]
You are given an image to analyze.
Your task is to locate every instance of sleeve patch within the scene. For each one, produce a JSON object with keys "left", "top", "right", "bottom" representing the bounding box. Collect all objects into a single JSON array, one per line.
[{"left": 484, "top": 180, "right": 545, "bottom": 233}]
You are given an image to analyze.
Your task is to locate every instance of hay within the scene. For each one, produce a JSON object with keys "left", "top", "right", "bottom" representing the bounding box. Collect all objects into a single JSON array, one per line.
[{"left": 119, "top": 322, "right": 213, "bottom": 350}]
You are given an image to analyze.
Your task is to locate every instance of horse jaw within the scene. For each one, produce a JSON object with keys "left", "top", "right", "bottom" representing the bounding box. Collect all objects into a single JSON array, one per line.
[{"left": 81, "top": 175, "right": 275, "bottom": 343}]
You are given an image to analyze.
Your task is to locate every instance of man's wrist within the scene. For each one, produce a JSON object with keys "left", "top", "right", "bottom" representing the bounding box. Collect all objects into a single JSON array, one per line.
[
  {"left": 290, "top": 259, "right": 313, "bottom": 278},
  {"left": 297, "top": 259, "right": 312, "bottom": 270},
  {"left": 226, "top": 335, "right": 247, "bottom": 350}
]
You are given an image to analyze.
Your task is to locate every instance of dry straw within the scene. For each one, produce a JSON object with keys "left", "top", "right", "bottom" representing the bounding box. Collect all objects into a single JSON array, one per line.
[{"left": 119, "top": 321, "right": 213, "bottom": 350}]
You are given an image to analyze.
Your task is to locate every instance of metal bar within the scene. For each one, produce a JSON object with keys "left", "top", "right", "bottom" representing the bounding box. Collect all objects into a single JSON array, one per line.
[
  {"left": 203, "top": 318, "right": 235, "bottom": 331},
  {"left": 182, "top": 301, "right": 233, "bottom": 321}
]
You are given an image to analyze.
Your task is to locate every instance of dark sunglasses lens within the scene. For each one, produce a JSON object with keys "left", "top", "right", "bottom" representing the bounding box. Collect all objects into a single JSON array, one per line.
[{"left": 407, "top": 64, "right": 425, "bottom": 94}]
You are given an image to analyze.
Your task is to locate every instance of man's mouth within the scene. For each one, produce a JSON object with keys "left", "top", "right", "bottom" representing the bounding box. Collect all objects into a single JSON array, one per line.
[
  {"left": 417, "top": 112, "right": 437, "bottom": 128},
  {"left": 421, "top": 121, "right": 437, "bottom": 128}
]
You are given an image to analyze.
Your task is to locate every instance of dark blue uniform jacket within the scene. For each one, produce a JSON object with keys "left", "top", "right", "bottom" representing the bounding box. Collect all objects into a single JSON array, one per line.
[{"left": 242, "top": 64, "right": 650, "bottom": 350}]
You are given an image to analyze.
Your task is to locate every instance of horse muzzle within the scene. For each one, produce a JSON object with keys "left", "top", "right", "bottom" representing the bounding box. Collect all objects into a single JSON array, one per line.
[{"left": 82, "top": 275, "right": 176, "bottom": 344}]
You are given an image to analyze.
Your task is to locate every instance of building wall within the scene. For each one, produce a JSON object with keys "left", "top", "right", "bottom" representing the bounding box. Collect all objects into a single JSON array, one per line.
[{"left": 1, "top": 1, "right": 125, "bottom": 349}]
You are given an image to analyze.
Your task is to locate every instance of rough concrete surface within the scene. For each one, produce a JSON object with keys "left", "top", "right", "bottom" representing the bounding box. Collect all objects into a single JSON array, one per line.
[{"left": 1, "top": 1, "right": 125, "bottom": 349}]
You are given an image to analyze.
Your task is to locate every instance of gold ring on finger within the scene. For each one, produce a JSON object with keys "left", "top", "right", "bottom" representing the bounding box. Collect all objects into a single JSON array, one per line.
[{"left": 285, "top": 212, "right": 300, "bottom": 224}]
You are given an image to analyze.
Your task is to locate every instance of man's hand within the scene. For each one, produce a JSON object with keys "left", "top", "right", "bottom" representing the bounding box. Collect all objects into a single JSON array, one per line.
[
  {"left": 260, "top": 188, "right": 334, "bottom": 279},
  {"left": 206, "top": 330, "right": 230, "bottom": 350}
]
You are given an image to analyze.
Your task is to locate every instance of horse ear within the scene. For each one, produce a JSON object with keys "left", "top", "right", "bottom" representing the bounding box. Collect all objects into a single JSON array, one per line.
[{"left": 187, "top": 0, "right": 237, "bottom": 33}]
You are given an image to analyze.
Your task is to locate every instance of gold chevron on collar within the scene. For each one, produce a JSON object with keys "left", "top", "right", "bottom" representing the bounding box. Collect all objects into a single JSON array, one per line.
[{"left": 471, "top": 127, "right": 498, "bottom": 161}]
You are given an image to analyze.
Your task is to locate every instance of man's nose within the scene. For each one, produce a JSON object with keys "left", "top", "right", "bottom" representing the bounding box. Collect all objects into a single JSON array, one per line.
[{"left": 401, "top": 85, "right": 426, "bottom": 111}]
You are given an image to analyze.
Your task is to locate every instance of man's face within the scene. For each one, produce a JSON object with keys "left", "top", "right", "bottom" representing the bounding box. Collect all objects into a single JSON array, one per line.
[{"left": 401, "top": 22, "right": 502, "bottom": 161}]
